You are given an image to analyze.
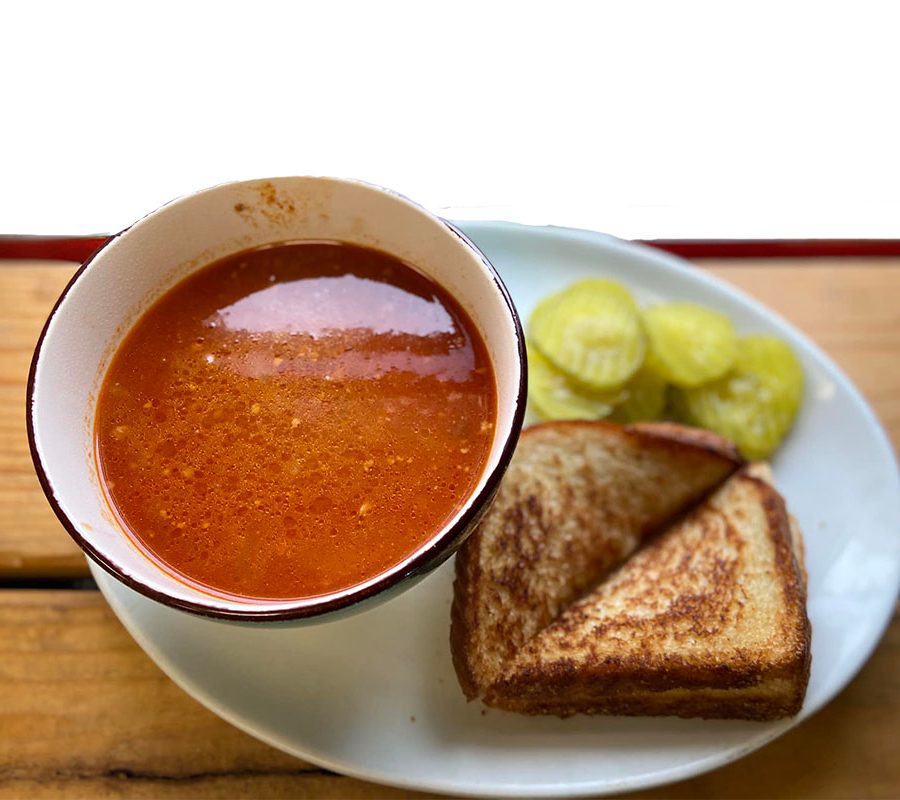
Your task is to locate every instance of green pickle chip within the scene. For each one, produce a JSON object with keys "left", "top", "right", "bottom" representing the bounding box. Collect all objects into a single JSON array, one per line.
[
  {"left": 642, "top": 302, "right": 738, "bottom": 387},
  {"left": 527, "top": 342, "right": 621, "bottom": 421},
  {"left": 675, "top": 335, "right": 804, "bottom": 459},
  {"left": 610, "top": 362, "right": 668, "bottom": 423},
  {"left": 527, "top": 275, "right": 804, "bottom": 459},
  {"left": 530, "top": 279, "right": 645, "bottom": 391}
]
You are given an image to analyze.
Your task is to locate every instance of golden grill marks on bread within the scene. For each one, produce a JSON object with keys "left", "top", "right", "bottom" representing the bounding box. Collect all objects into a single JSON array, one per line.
[
  {"left": 450, "top": 420, "right": 743, "bottom": 700},
  {"left": 483, "top": 463, "right": 811, "bottom": 720}
]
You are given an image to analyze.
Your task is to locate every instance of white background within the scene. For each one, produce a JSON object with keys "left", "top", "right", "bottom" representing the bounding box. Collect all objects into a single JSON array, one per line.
[{"left": 3, "top": 1, "right": 899, "bottom": 238}]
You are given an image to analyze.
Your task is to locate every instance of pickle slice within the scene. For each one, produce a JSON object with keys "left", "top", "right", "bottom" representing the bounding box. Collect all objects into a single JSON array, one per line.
[
  {"left": 610, "top": 362, "right": 668, "bottom": 423},
  {"left": 529, "top": 279, "right": 645, "bottom": 391},
  {"left": 527, "top": 342, "right": 621, "bottom": 421},
  {"left": 676, "top": 335, "right": 804, "bottom": 459},
  {"left": 642, "top": 302, "right": 738, "bottom": 387}
]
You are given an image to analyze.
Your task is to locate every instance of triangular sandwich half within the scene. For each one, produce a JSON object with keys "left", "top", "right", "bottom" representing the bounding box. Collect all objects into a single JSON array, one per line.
[
  {"left": 451, "top": 420, "right": 743, "bottom": 699},
  {"left": 485, "top": 463, "right": 811, "bottom": 720}
]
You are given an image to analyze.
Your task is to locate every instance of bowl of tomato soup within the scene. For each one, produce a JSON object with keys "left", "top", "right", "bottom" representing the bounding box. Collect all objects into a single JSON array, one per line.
[{"left": 28, "top": 177, "right": 526, "bottom": 622}]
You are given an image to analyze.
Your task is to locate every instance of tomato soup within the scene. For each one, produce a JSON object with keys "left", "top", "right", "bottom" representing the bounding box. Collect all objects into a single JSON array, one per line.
[{"left": 95, "top": 242, "right": 497, "bottom": 600}]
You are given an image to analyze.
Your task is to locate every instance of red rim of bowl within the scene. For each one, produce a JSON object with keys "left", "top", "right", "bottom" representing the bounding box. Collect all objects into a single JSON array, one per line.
[{"left": 25, "top": 209, "right": 527, "bottom": 622}]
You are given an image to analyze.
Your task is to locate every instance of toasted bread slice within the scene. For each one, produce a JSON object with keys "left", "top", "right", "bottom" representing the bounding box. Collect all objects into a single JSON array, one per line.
[
  {"left": 451, "top": 420, "right": 743, "bottom": 699},
  {"left": 486, "top": 463, "right": 811, "bottom": 720}
]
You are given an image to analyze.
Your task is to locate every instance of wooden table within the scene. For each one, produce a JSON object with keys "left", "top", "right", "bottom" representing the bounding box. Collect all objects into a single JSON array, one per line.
[{"left": 2, "top": 252, "right": 898, "bottom": 799}]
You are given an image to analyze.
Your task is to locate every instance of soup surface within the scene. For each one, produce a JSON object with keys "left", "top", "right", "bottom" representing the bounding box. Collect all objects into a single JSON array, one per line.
[{"left": 95, "top": 242, "right": 496, "bottom": 600}]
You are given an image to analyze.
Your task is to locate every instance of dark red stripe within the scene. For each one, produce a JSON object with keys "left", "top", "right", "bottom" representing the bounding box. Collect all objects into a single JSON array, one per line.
[
  {"left": 634, "top": 239, "right": 900, "bottom": 259},
  {"left": 5, "top": 235, "right": 900, "bottom": 263},
  {"left": 0, "top": 236, "right": 111, "bottom": 262}
]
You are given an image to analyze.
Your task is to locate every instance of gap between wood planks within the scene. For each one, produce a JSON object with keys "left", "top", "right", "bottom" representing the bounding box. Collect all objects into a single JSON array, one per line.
[{"left": 0, "top": 577, "right": 97, "bottom": 590}]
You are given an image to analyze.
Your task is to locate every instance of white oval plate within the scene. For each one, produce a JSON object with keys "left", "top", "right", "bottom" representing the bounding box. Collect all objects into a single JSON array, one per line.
[{"left": 89, "top": 221, "right": 900, "bottom": 798}]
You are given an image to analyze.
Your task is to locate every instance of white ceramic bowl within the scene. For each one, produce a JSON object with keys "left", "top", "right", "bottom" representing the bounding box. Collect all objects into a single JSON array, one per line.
[{"left": 27, "top": 177, "right": 527, "bottom": 623}]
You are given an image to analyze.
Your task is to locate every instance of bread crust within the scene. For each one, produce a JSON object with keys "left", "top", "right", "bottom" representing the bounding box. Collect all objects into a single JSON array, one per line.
[
  {"left": 625, "top": 420, "right": 743, "bottom": 464},
  {"left": 489, "top": 685, "right": 804, "bottom": 721},
  {"left": 450, "top": 537, "right": 484, "bottom": 699}
]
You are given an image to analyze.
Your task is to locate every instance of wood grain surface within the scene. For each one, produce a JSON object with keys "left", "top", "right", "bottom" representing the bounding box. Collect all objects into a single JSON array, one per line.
[
  {"left": 0, "top": 264, "right": 79, "bottom": 577},
  {"left": 1, "top": 257, "right": 899, "bottom": 799},
  {"left": 1, "top": 590, "right": 896, "bottom": 800}
]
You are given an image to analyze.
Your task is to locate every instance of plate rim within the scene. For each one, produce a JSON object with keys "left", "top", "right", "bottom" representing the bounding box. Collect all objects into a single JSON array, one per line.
[
  {"left": 90, "top": 561, "right": 804, "bottom": 799},
  {"left": 88, "top": 220, "right": 900, "bottom": 798}
]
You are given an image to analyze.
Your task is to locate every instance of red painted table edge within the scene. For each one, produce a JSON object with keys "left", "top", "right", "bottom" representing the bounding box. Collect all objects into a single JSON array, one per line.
[{"left": 4, "top": 235, "right": 900, "bottom": 263}]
